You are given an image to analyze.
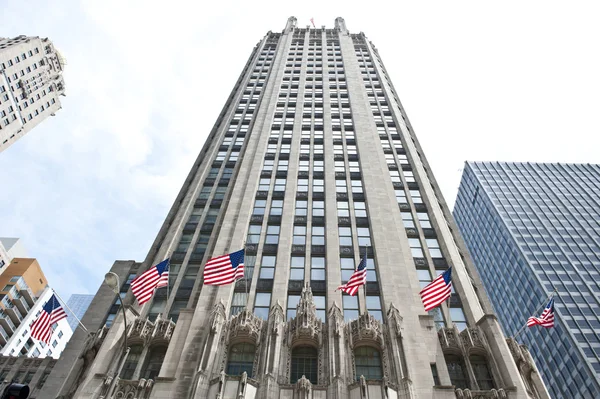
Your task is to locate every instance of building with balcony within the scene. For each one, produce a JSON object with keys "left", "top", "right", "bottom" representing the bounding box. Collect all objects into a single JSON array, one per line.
[
  {"left": 41, "top": 18, "right": 548, "bottom": 399},
  {"left": 0, "top": 36, "right": 66, "bottom": 153},
  {"left": 0, "top": 237, "right": 27, "bottom": 273},
  {"left": 0, "top": 258, "right": 72, "bottom": 359}
]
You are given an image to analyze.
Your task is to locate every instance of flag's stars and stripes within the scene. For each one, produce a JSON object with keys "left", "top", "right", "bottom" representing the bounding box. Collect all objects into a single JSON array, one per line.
[
  {"left": 527, "top": 297, "right": 555, "bottom": 328},
  {"left": 336, "top": 256, "right": 367, "bottom": 296},
  {"left": 31, "top": 294, "right": 67, "bottom": 344},
  {"left": 131, "top": 259, "right": 170, "bottom": 305},
  {"left": 203, "top": 249, "right": 245, "bottom": 286},
  {"left": 420, "top": 267, "right": 452, "bottom": 312}
]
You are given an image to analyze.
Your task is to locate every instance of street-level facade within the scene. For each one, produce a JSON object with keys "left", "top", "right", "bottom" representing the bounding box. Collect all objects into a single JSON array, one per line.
[
  {"left": 42, "top": 18, "right": 547, "bottom": 399},
  {"left": 454, "top": 161, "right": 600, "bottom": 399}
]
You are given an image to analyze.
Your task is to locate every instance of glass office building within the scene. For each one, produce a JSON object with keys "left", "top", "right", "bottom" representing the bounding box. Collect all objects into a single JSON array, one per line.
[{"left": 454, "top": 161, "right": 600, "bottom": 399}]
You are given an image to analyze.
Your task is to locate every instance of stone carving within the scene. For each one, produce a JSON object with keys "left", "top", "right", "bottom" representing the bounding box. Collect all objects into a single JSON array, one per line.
[
  {"left": 460, "top": 328, "right": 486, "bottom": 352},
  {"left": 210, "top": 300, "right": 227, "bottom": 334},
  {"left": 387, "top": 303, "right": 404, "bottom": 337},
  {"left": 438, "top": 327, "right": 460, "bottom": 351},
  {"left": 127, "top": 314, "right": 176, "bottom": 346},
  {"left": 288, "top": 283, "right": 322, "bottom": 348},
  {"left": 228, "top": 308, "right": 263, "bottom": 341},
  {"left": 347, "top": 312, "right": 384, "bottom": 348},
  {"left": 114, "top": 378, "right": 154, "bottom": 399},
  {"left": 454, "top": 388, "right": 508, "bottom": 399},
  {"left": 269, "top": 301, "right": 285, "bottom": 335},
  {"left": 296, "top": 375, "right": 312, "bottom": 394},
  {"left": 328, "top": 302, "right": 344, "bottom": 337}
]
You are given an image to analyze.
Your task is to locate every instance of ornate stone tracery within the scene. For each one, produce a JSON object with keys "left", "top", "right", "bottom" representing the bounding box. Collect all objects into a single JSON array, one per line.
[{"left": 127, "top": 314, "right": 176, "bottom": 346}]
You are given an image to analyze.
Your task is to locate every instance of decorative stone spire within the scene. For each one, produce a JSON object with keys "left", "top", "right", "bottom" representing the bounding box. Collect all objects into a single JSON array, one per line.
[
  {"left": 289, "top": 283, "right": 322, "bottom": 347},
  {"left": 285, "top": 16, "right": 297, "bottom": 33}
]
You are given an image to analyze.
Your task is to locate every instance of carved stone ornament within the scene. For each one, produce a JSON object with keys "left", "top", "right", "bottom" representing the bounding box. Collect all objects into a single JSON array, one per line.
[
  {"left": 454, "top": 388, "right": 508, "bottom": 399},
  {"left": 114, "top": 378, "right": 154, "bottom": 399},
  {"left": 210, "top": 300, "right": 227, "bottom": 334},
  {"left": 386, "top": 303, "right": 404, "bottom": 337},
  {"left": 127, "top": 314, "right": 176, "bottom": 346},
  {"left": 288, "top": 283, "right": 322, "bottom": 348},
  {"left": 269, "top": 301, "right": 285, "bottom": 335},
  {"left": 296, "top": 375, "right": 312, "bottom": 399},
  {"left": 328, "top": 302, "right": 344, "bottom": 337},
  {"left": 438, "top": 327, "right": 461, "bottom": 352},
  {"left": 228, "top": 308, "right": 263, "bottom": 341},
  {"left": 347, "top": 312, "right": 385, "bottom": 348},
  {"left": 460, "top": 327, "right": 486, "bottom": 352}
]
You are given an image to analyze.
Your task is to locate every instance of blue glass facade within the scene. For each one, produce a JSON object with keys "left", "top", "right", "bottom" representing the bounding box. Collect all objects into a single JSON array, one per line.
[
  {"left": 454, "top": 162, "right": 600, "bottom": 399},
  {"left": 65, "top": 294, "right": 94, "bottom": 332}
]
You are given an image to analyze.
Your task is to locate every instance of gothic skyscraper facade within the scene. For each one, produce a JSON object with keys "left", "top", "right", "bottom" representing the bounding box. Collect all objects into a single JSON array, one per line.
[{"left": 41, "top": 18, "right": 547, "bottom": 399}]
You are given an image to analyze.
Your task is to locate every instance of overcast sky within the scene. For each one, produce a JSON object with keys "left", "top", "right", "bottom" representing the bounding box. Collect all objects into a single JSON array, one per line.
[{"left": 1, "top": 1, "right": 599, "bottom": 301}]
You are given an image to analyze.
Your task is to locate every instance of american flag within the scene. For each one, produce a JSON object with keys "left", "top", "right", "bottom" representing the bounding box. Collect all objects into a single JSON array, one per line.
[
  {"left": 31, "top": 294, "right": 67, "bottom": 344},
  {"left": 337, "top": 256, "right": 367, "bottom": 296},
  {"left": 203, "top": 249, "right": 245, "bottom": 285},
  {"left": 527, "top": 297, "right": 555, "bottom": 328},
  {"left": 420, "top": 267, "right": 452, "bottom": 312},
  {"left": 131, "top": 259, "right": 170, "bottom": 305}
]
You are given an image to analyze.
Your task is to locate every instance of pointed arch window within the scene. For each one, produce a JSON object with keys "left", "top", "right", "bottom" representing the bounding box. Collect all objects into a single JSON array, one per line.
[
  {"left": 120, "top": 344, "right": 143, "bottom": 380},
  {"left": 445, "top": 354, "right": 469, "bottom": 389},
  {"left": 141, "top": 346, "right": 167, "bottom": 380},
  {"left": 227, "top": 342, "right": 255, "bottom": 376},
  {"left": 471, "top": 355, "right": 494, "bottom": 390},
  {"left": 354, "top": 346, "right": 382, "bottom": 380},
  {"left": 290, "top": 346, "right": 318, "bottom": 383}
]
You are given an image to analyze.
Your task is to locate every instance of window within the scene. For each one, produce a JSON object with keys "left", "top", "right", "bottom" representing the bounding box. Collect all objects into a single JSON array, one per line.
[
  {"left": 337, "top": 201, "right": 349, "bottom": 217},
  {"left": 270, "top": 199, "right": 283, "bottom": 215},
  {"left": 293, "top": 225, "right": 306, "bottom": 245},
  {"left": 274, "top": 178, "right": 286, "bottom": 192},
  {"left": 58, "top": 330, "right": 63, "bottom": 338},
  {"left": 295, "top": 200, "right": 308, "bottom": 216},
  {"left": 298, "top": 179, "right": 309, "bottom": 192},
  {"left": 227, "top": 343, "right": 255, "bottom": 376},
  {"left": 312, "top": 226, "right": 325, "bottom": 245},
  {"left": 254, "top": 292, "right": 271, "bottom": 319},
  {"left": 354, "top": 347, "right": 383, "bottom": 380},
  {"left": 313, "top": 179, "right": 324, "bottom": 193},
  {"left": 335, "top": 179, "right": 347, "bottom": 193},
  {"left": 408, "top": 238, "right": 424, "bottom": 257},
  {"left": 417, "top": 212, "right": 431, "bottom": 228},
  {"left": 312, "top": 200, "right": 324, "bottom": 217},
  {"left": 471, "top": 355, "right": 494, "bottom": 390},
  {"left": 52, "top": 340, "right": 58, "bottom": 348},
  {"left": 287, "top": 294, "right": 300, "bottom": 319},
  {"left": 23, "top": 372, "right": 35, "bottom": 384},
  {"left": 311, "top": 256, "right": 325, "bottom": 281},
  {"left": 366, "top": 296, "right": 383, "bottom": 322},
  {"left": 339, "top": 227, "right": 353, "bottom": 246},
  {"left": 351, "top": 180, "right": 363, "bottom": 193},
  {"left": 231, "top": 292, "right": 248, "bottom": 316},
  {"left": 357, "top": 228, "right": 371, "bottom": 247},
  {"left": 290, "top": 256, "right": 305, "bottom": 280},
  {"left": 431, "top": 364, "right": 441, "bottom": 386},
  {"left": 247, "top": 225, "right": 262, "bottom": 244},
  {"left": 252, "top": 199, "right": 266, "bottom": 215},
  {"left": 259, "top": 255, "right": 276, "bottom": 279},
  {"left": 445, "top": 355, "right": 468, "bottom": 389},
  {"left": 105, "top": 313, "right": 116, "bottom": 327},
  {"left": 396, "top": 190, "right": 407, "bottom": 204},
  {"left": 290, "top": 346, "right": 318, "bottom": 383},
  {"left": 354, "top": 201, "right": 367, "bottom": 217},
  {"left": 142, "top": 346, "right": 167, "bottom": 380},
  {"left": 265, "top": 225, "right": 280, "bottom": 244},
  {"left": 121, "top": 345, "right": 143, "bottom": 380},
  {"left": 343, "top": 295, "right": 359, "bottom": 321},
  {"left": 401, "top": 212, "right": 415, "bottom": 227},
  {"left": 417, "top": 269, "right": 432, "bottom": 288},
  {"left": 450, "top": 307, "right": 467, "bottom": 331},
  {"left": 426, "top": 239, "right": 443, "bottom": 258}
]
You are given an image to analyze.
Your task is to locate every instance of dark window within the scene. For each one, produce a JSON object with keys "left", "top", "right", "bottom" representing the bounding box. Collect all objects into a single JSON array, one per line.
[
  {"left": 445, "top": 355, "right": 469, "bottom": 389},
  {"left": 471, "top": 355, "right": 494, "bottom": 390},
  {"left": 142, "top": 346, "right": 167, "bottom": 380},
  {"left": 290, "top": 346, "right": 318, "bottom": 383},
  {"left": 121, "top": 345, "right": 143, "bottom": 380},
  {"left": 226, "top": 342, "right": 255, "bottom": 376},
  {"left": 354, "top": 346, "right": 382, "bottom": 380}
]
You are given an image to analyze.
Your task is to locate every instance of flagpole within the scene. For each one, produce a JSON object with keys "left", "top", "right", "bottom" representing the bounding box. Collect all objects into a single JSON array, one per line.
[
  {"left": 513, "top": 290, "right": 557, "bottom": 340},
  {"left": 362, "top": 246, "right": 368, "bottom": 314},
  {"left": 52, "top": 289, "right": 91, "bottom": 336},
  {"left": 164, "top": 252, "right": 172, "bottom": 318},
  {"left": 243, "top": 240, "right": 249, "bottom": 310}
]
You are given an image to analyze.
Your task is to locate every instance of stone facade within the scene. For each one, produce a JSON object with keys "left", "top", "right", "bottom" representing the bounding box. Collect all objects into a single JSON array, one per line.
[{"left": 39, "top": 17, "right": 549, "bottom": 399}]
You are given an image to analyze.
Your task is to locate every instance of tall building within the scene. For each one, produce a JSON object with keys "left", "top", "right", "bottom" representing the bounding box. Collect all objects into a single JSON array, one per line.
[
  {"left": 0, "top": 35, "right": 65, "bottom": 153},
  {"left": 65, "top": 294, "right": 94, "bottom": 332},
  {"left": 453, "top": 161, "right": 600, "bottom": 398},
  {"left": 0, "top": 258, "right": 72, "bottom": 359},
  {"left": 42, "top": 18, "right": 547, "bottom": 399},
  {"left": 0, "top": 237, "right": 28, "bottom": 272}
]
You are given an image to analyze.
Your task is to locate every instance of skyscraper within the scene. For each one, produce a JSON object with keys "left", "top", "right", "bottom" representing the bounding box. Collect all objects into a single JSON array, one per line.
[
  {"left": 0, "top": 35, "right": 65, "bottom": 153},
  {"left": 454, "top": 161, "right": 600, "bottom": 398},
  {"left": 65, "top": 294, "right": 94, "bottom": 332},
  {"left": 43, "top": 18, "right": 547, "bottom": 399}
]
